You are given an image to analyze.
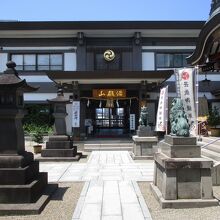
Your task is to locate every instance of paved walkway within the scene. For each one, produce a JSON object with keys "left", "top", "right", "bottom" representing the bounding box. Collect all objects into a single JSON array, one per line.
[{"left": 40, "top": 151, "right": 154, "bottom": 220}]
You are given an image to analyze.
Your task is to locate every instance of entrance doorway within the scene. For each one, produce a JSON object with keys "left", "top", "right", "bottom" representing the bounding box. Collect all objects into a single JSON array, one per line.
[{"left": 95, "top": 108, "right": 125, "bottom": 136}]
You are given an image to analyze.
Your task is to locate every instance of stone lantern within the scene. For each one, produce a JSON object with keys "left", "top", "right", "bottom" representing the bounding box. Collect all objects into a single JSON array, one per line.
[
  {"left": 0, "top": 61, "right": 57, "bottom": 214},
  {"left": 41, "top": 88, "right": 81, "bottom": 161}
]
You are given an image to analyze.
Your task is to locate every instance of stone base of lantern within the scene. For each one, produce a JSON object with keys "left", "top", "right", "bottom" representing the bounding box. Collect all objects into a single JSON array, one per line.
[
  {"left": 40, "top": 135, "right": 82, "bottom": 161},
  {"left": 0, "top": 152, "right": 58, "bottom": 215}
]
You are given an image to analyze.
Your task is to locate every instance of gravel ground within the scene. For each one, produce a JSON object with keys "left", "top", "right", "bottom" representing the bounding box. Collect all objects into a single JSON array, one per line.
[
  {"left": 138, "top": 182, "right": 220, "bottom": 220},
  {"left": 0, "top": 182, "right": 84, "bottom": 220}
]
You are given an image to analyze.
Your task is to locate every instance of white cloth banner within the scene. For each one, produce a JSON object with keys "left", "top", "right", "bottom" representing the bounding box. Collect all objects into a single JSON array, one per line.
[
  {"left": 72, "top": 101, "right": 80, "bottom": 128},
  {"left": 155, "top": 86, "right": 168, "bottom": 132},
  {"left": 178, "top": 68, "right": 196, "bottom": 134},
  {"left": 174, "top": 69, "right": 181, "bottom": 97}
]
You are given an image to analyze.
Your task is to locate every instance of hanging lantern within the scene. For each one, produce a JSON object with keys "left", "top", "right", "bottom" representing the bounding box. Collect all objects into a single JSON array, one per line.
[
  {"left": 110, "top": 99, "right": 114, "bottom": 108},
  {"left": 106, "top": 99, "right": 114, "bottom": 108},
  {"left": 106, "top": 99, "right": 110, "bottom": 108},
  {"left": 87, "top": 99, "right": 90, "bottom": 107},
  {"left": 116, "top": 99, "right": 119, "bottom": 108}
]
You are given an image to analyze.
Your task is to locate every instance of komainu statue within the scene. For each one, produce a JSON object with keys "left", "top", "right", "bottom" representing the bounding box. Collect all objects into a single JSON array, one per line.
[
  {"left": 139, "top": 106, "right": 149, "bottom": 126},
  {"left": 170, "top": 98, "right": 190, "bottom": 137}
]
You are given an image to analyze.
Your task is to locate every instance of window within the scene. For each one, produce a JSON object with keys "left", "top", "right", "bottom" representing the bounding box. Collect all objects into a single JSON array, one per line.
[
  {"left": 156, "top": 53, "right": 190, "bottom": 68},
  {"left": 11, "top": 54, "right": 63, "bottom": 71}
]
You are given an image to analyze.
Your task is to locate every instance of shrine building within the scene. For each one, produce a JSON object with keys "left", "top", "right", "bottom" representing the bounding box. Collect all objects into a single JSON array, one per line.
[{"left": 0, "top": 20, "right": 219, "bottom": 138}]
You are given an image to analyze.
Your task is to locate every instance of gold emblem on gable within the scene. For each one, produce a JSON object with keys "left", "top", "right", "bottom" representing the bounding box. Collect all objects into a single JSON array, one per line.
[{"left": 104, "top": 50, "right": 115, "bottom": 61}]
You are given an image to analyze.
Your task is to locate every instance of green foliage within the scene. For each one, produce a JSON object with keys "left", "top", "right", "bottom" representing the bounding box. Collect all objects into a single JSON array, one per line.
[
  {"left": 207, "top": 106, "right": 220, "bottom": 128},
  {"left": 23, "top": 123, "right": 53, "bottom": 135},
  {"left": 22, "top": 104, "right": 54, "bottom": 143},
  {"left": 23, "top": 124, "right": 53, "bottom": 144},
  {"left": 32, "top": 127, "right": 44, "bottom": 144},
  {"left": 23, "top": 104, "right": 54, "bottom": 127}
]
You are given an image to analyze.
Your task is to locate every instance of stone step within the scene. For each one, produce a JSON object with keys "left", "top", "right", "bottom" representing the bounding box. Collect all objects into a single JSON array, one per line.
[
  {"left": 84, "top": 147, "right": 134, "bottom": 152},
  {"left": 202, "top": 148, "right": 220, "bottom": 161},
  {"left": 84, "top": 143, "right": 134, "bottom": 152},
  {"left": 200, "top": 137, "right": 220, "bottom": 144},
  {"left": 84, "top": 143, "right": 134, "bottom": 147},
  {"left": 205, "top": 144, "right": 220, "bottom": 154}
]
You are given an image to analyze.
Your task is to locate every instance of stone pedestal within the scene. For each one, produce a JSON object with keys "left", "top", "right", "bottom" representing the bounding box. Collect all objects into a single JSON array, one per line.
[
  {"left": 151, "top": 135, "right": 218, "bottom": 208},
  {"left": 40, "top": 135, "right": 81, "bottom": 161},
  {"left": 132, "top": 136, "right": 158, "bottom": 159},
  {"left": 0, "top": 153, "right": 58, "bottom": 215}
]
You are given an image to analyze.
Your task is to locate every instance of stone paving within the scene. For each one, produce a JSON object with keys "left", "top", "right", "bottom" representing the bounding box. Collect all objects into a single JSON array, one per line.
[{"left": 40, "top": 151, "right": 154, "bottom": 220}]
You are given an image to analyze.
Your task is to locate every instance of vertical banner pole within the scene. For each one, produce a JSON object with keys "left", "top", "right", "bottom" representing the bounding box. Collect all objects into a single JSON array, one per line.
[{"left": 195, "top": 66, "right": 199, "bottom": 138}]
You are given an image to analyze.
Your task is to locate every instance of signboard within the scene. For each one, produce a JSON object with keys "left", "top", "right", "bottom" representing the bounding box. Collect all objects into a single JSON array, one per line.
[
  {"left": 72, "top": 101, "right": 80, "bottom": 128},
  {"left": 178, "top": 68, "right": 196, "bottom": 134},
  {"left": 155, "top": 86, "right": 168, "bottom": 132},
  {"left": 93, "top": 89, "right": 126, "bottom": 98},
  {"left": 130, "top": 114, "right": 136, "bottom": 130}
]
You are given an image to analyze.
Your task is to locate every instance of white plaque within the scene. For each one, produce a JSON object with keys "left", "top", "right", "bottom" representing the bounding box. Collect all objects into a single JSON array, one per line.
[
  {"left": 72, "top": 101, "right": 80, "bottom": 128},
  {"left": 130, "top": 114, "right": 135, "bottom": 130}
]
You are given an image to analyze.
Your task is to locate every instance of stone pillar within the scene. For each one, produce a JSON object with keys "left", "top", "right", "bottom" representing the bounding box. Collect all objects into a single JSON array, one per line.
[
  {"left": 0, "top": 61, "right": 57, "bottom": 214},
  {"left": 151, "top": 135, "right": 218, "bottom": 208},
  {"left": 40, "top": 88, "right": 81, "bottom": 161}
]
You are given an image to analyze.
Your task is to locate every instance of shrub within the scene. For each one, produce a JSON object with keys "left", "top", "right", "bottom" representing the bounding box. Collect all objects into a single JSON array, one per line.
[
  {"left": 32, "top": 128, "right": 44, "bottom": 145},
  {"left": 23, "top": 123, "right": 53, "bottom": 145},
  {"left": 23, "top": 123, "right": 53, "bottom": 135},
  {"left": 207, "top": 106, "right": 220, "bottom": 128}
]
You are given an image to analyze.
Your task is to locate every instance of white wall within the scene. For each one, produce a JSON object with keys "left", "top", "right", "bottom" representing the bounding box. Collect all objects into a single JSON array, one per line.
[
  {"left": 167, "top": 74, "right": 220, "bottom": 82},
  {"left": 64, "top": 52, "right": 76, "bottom": 71},
  {"left": 20, "top": 75, "right": 52, "bottom": 83},
  {"left": 0, "top": 53, "right": 8, "bottom": 72},
  {"left": 142, "top": 46, "right": 196, "bottom": 50},
  {"left": 24, "top": 92, "right": 72, "bottom": 101},
  {"left": 3, "top": 46, "right": 76, "bottom": 51},
  {"left": 142, "top": 52, "right": 155, "bottom": 70},
  {"left": 24, "top": 93, "right": 57, "bottom": 101}
]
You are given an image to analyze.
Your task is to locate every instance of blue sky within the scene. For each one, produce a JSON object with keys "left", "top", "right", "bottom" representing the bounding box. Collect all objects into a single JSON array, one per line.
[{"left": 1, "top": 0, "right": 211, "bottom": 21}]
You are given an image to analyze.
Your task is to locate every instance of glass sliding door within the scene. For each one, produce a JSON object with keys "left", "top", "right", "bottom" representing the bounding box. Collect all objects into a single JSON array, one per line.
[{"left": 95, "top": 108, "right": 124, "bottom": 128}]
